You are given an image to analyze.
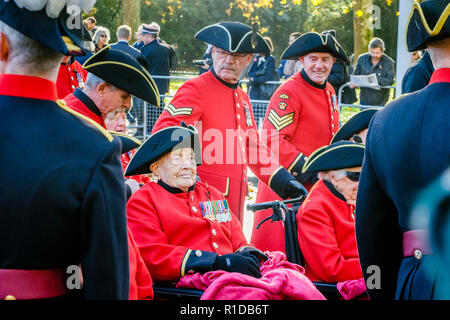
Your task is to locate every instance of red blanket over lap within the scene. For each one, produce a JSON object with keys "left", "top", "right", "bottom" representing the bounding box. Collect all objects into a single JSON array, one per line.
[{"left": 176, "top": 251, "right": 326, "bottom": 300}]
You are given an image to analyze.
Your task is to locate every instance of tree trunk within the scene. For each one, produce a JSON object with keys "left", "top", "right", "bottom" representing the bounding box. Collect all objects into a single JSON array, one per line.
[
  {"left": 122, "top": 0, "right": 141, "bottom": 35},
  {"left": 353, "top": 0, "right": 374, "bottom": 66}
]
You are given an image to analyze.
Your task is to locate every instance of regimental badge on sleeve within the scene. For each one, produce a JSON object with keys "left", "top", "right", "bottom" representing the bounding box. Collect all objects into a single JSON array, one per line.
[
  {"left": 267, "top": 108, "right": 294, "bottom": 131},
  {"left": 278, "top": 101, "right": 287, "bottom": 110},
  {"left": 278, "top": 93, "right": 290, "bottom": 100},
  {"left": 165, "top": 103, "right": 193, "bottom": 116},
  {"left": 200, "top": 199, "right": 232, "bottom": 222}
]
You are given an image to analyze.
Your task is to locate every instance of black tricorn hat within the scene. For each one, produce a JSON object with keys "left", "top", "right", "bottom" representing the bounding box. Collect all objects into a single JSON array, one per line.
[
  {"left": 125, "top": 122, "right": 202, "bottom": 176},
  {"left": 302, "top": 141, "right": 365, "bottom": 173},
  {"left": 330, "top": 108, "right": 379, "bottom": 144},
  {"left": 406, "top": 0, "right": 450, "bottom": 51},
  {"left": 110, "top": 132, "right": 142, "bottom": 154},
  {"left": 0, "top": 0, "right": 95, "bottom": 56},
  {"left": 281, "top": 31, "right": 349, "bottom": 63},
  {"left": 83, "top": 46, "right": 160, "bottom": 106},
  {"left": 195, "top": 21, "right": 271, "bottom": 54}
]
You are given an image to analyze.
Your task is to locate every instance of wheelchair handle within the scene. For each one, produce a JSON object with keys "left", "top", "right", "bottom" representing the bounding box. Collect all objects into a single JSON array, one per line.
[{"left": 246, "top": 196, "right": 305, "bottom": 212}]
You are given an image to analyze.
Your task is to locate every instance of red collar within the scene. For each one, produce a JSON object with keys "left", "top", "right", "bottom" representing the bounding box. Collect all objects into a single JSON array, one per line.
[
  {"left": 0, "top": 74, "right": 58, "bottom": 101},
  {"left": 429, "top": 68, "right": 450, "bottom": 85}
]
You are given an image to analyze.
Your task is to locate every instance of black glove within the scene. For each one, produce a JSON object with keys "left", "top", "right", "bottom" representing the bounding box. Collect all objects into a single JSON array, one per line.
[
  {"left": 213, "top": 253, "right": 262, "bottom": 278},
  {"left": 285, "top": 179, "right": 308, "bottom": 199},
  {"left": 236, "top": 247, "right": 268, "bottom": 263}
]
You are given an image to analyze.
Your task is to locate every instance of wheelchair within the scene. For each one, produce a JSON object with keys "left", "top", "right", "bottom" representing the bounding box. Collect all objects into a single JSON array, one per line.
[
  {"left": 153, "top": 196, "right": 341, "bottom": 300},
  {"left": 246, "top": 197, "right": 341, "bottom": 300}
]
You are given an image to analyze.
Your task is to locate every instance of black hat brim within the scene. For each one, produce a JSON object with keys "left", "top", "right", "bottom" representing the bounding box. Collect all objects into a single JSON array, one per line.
[
  {"left": 281, "top": 32, "right": 349, "bottom": 63},
  {"left": 110, "top": 132, "right": 142, "bottom": 154},
  {"left": 195, "top": 22, "right": 271, "bottom": 54},
  {"left": 330, "top": 108, "right": 378, "bottom": 144},
  {"left": 83, "top": 46, "right": 160, "bottom": 106},
  {"left": 0, "top": 1, "right": 89, "bottom": 56},
  {"left": 302, "top": 141, "right": 365, "bottom": 173},
  {"left": 406, "top": 1, "right": 450, "bottom": 52},
  {"left": 125, "top": 125, "right": 202, "bottom": 176}
]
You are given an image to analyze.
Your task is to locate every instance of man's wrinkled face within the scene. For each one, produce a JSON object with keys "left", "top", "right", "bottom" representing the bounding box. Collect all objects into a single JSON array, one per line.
[
  {"left": 300, "top": 52, "right": 335, "bottom": 85},
  {"left": 104, "top": 106, "right": 128, "bottom": 133},
  {"left": 211, "top": 46, "right": 252, "bottom": 84},
  {"left": 329, "top": 167, "right": 361, "bottom": 206},
  {"left": 98, "top": 85, "right": 131, "bottom": 116},
  {"left": 152, "top": 148, "right": 197, "bottom": 192}
]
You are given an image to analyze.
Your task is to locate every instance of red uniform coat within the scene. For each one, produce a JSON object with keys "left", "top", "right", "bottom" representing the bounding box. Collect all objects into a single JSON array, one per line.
[
  {"left": 56, "top": 60, "right": 87, "bottom": 99},
  {"left": 251, "top": 70, "right": 340, "bottom": 253},
  {"left": 127, "top": 227, "right": 154, "bottom": 300},
  {"left": 297, "top": 180, "right": 362, "bottom": 283},
  {"left": 64, "top": 88, "right": 106, "bottom": 129},
  {"left": 152, "top": 70, "right": 283, "bottom": 222},
  {"left": 126, "top": 181, "right": 250, "bottom": 282}
]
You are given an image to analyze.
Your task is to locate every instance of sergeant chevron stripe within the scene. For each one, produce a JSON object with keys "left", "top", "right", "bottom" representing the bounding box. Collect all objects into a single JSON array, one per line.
[
  {"left": 267, "top": 109, "right": 294, "bottom": 131},
  {"left": 165, "top": 103, "right": 193, "bottom": 116}
]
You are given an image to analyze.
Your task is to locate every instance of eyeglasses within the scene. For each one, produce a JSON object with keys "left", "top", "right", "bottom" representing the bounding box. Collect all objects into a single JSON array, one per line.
[
  {"left": 351, "top": 134, "right": 363, "bottom": 143},
  {"left": 105, "top": 107, "right": 129, "bottom": 121},
  {"left": 214, "top": 48, "right": 248, "bottom": 60},
  {"left": 345, "top": 171, "right": 360, "bottom": 182},
  {"left": 99, "top": 34, "right": 107, "bottom": 38}
]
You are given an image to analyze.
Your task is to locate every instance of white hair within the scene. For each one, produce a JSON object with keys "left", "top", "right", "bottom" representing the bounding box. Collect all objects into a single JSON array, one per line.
[
  {"left": 0, "top": 21, "right": 63, "bottom": 75},
  {"left": 84, "top": 72, "right": 108, "bottom": 90},
  {"left": 318, "top": 169, "right": 346, "bottom": 182}
]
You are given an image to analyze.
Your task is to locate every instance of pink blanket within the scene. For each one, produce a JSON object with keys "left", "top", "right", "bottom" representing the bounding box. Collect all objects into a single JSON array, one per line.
[
  {"left": 177, "top": 251, "right": 325, "bottom": 300},
  {"left": 336, "top": 278, "right": 367, "bottom": 300}
]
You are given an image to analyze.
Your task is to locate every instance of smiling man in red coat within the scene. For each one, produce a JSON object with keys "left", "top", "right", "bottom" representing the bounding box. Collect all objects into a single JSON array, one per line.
[
  {"left": 152, "top": 22, "right": 307, "bottom": 223},
  {"left": 251, "top": 31, "right": 349, "bottom": 253}
]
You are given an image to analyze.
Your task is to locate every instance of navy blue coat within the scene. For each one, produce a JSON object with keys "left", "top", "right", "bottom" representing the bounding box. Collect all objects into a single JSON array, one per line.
[
  {"left": 141, "top": 39, "right": 171, "bottom": 95},
  {"left": 247, "top": 54, "right": 277, "bottom": 101},
  {"left": 110, "top": 40, "right": 142, "bottom": 59},
  {"left": 355, "top": 69, "right": 450, "bottom": 300},
  {"left": 0, "top": 75, "right": 129, "bottom": 299},
  {"left": 401, "top": 51, "right": 434, "bottom": 94}
]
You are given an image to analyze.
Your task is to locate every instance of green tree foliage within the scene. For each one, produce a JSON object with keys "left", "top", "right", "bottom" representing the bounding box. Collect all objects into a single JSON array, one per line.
[{"left": 91, "top": 0, "right": 399, "bottom": 71}]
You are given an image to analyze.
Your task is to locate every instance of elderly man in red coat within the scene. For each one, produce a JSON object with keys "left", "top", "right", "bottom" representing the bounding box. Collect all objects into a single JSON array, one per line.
[
  {"left": 152, "top": 22, "right": 307, "bottom": 224},
  {"left": 126, "top": 124, "right": 267, "bottom": 282},
  {"left": 64, "top": 45, "right": 160, "bottom": 129},
  {"left": 297, "top": 141, "right": 365, "bottom": 284},
  {"left": 251, "top": 31, "right": 349, "bottom": 253}
]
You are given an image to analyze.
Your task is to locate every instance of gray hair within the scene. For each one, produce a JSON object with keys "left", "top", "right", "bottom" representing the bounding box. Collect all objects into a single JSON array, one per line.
[
  {"left": 93, "top": 27, "right": 110, "bottom": 45},
  {"left": 369, "top": 37, "right": 385, "bottom": 51},
  {"left": 318, "top": 169, "right": 346, "bottom": 182},
  {"left": 0, "top": 21, "right": 63, "bottom": 75},
  {"left": 84, "top": 73, "right": 108, "bottom": 90}
]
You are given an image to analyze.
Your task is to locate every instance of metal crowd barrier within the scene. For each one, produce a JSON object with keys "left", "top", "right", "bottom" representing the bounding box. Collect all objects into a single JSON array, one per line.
[
  {"left": 126, "top": 74, "right": 395, "bottom": 140},
  {"left": 337, "top": 82, "right": 396, "bottom": 111}
]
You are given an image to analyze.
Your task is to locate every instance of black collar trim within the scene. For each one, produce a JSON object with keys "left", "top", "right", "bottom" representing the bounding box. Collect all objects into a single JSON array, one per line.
[
  {"left": 157, "top": 179, "right": 195, "bottom": 194},
  {"left": 301, "top": 69, "right": 327, "bottom": 89},
  {"left": 73, "top": 88, "right": 101, "bottom": 117},
  {"left": 323, "top": 179, "right": 347, "bottom": 202},
  {"left": 210, "top": 68, "right": 239, "bottom": 89}
]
